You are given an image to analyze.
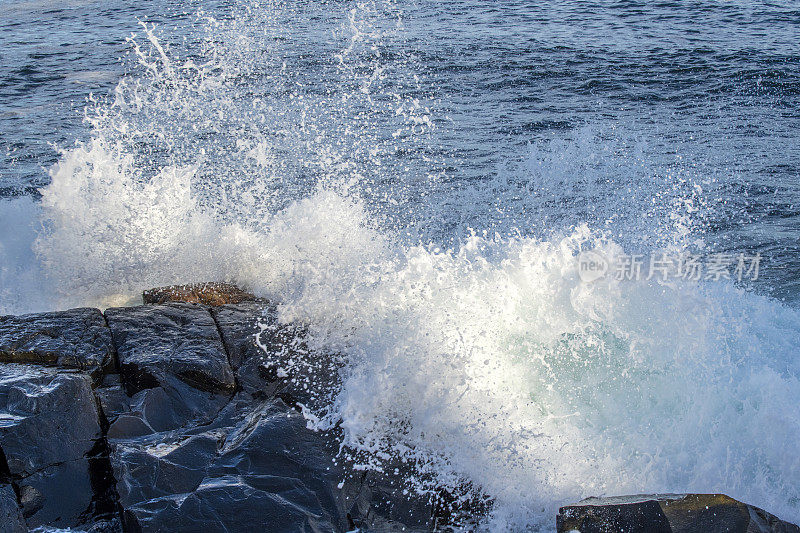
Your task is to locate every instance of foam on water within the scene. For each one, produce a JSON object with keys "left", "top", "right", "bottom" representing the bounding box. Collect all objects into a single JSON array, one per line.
[
  {"left": 1, "top": 2, "right": 799, "bottom": 531},
  {"left": 285, "top": 229, "right": 800, "bottom": 530}
]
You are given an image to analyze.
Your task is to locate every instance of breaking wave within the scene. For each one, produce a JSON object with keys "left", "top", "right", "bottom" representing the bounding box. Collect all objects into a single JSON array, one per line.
[{"left": 1, "top": 1, "right": 798, "bottom": 530}]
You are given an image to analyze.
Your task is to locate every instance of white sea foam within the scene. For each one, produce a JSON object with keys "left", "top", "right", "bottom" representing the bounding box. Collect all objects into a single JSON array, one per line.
[
  {"left": 281, "top": 225, "right": 800, "bottom": 530},
  {"left": 1, "top": 2, "right": 799, "bottom": 531}
]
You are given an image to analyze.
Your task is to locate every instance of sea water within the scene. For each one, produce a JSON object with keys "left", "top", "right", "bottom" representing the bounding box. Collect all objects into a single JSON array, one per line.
[{"left": 1, "top": 1, "right": 800, "bottom": 530}]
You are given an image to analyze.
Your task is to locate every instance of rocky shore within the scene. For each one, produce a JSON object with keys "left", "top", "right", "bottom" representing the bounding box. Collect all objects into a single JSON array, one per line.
[{"left": 0, "top": 283, "right": 797, "bottom": 533}]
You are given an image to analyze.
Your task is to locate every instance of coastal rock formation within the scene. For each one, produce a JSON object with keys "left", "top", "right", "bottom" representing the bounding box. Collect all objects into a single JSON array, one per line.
[
  {"left": 209, "top": 300, "right": 278, "bottom": 399},
  {"left": 0, "top": 308, "right": 113, "bottom": 383},
  {"left": 112, "top": 397, "right": 356, "bottom": 532},
  {"left": 0, "top": 483, "right": 26, "bottom": 533},
  {"left": 557, "top": 494, "right": 800, "bottom": 533},
  {"left": 0, "top": 284, "right": 795, "bottom": 532},
  {"left": 0, "top": 284, "right": 438, "bottom": 532},
  {"left": 210, "top": 300, "right": 340, "bottom": 406},
  {"left": 0, "top": 365, "right": 107, "bottom": 528},
  {"left": 105, "top": 303, "right": 236, "bottom": 396}
]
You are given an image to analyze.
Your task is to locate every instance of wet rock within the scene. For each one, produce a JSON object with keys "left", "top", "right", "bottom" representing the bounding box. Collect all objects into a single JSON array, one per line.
[
  {"left": 0, "top": 364, "right": 104, "bottom": 529},
  {"left": 0, "top": 287, "right": 485, "bottom": 532},
  {"left": 143, "top": 283, "right": 255, "bottom": 307},
  {"left": 213, "top": 302, "right": 342, "bottom": 408},
  {"left": 207, "top": 400, "right": 351, "bottom": 529},
  {"left": 0, "top": 365, "right": 101, "bottom": 475},
  {"left": 123, "top": 476, "right": 341, "bottom": 533},
  {"left": 95, "top": 374, "right": 131, "bottom": 426},
  {"left": 97, "top": 371, "right": 225, "bottom": 443},
  {"left": 556, "top": 493, "right": 800, "bottom": 533},
  {"left": 210, "top": 301, "right": 281, "bottom": 399},
  {"left": 112, "top": 432, "right": 218, "bottom": 513},
  {"left": 18, "top": 459, "right": 95, "bottom": 527},
  {"left": 349, "top": 469, "right": 436, "bottom": 532},
  {"left": 210, "top": 301, "right": 267, "bottom": 372},
  {"left": 112, "top": 397, "right": 354, "bottom": 533},
  {"left": 68, "top": 518, "right": 124, "bottom": 533},
  {"left": 0, "top": 308, "right": 113, "bottom": 382},
  {"left": 106, "top": 384, "right": 231, "bottom": 440},
  {"left": 105, "top": 303, "right": 235, "bottom": 397},
  {"left": 0, "top": 483, "right": 26, "bottom": 533},
  {"left": 105, "top": 298, "right": 429, "bottom": 532},
  {"left": 104, "top": 303, "right": 236, "bottom": 437}
]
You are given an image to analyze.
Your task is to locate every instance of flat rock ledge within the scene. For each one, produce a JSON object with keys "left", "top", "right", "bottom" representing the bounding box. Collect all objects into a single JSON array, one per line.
[
  {"left": 0, "top": 283, "right": 797, "bottom": 533},
  {"left": 557, "top": 494, "right": 800, "bottom": 533}
]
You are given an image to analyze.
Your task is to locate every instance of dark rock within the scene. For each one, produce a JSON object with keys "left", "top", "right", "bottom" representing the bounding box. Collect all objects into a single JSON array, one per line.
[
  {"left": 111, "top": 390, "right": 433, "bottom": 533},
  {"left": 0, "top": 483, "right": 25, "bottom": 533},
  {"left": 104, "top": 303, "right": 236, "bottom": 437},
  {"left": 212, "top": 304, "right": 432, "bottom": 531},
  {"left": 68, "top": 518, "right": 124, "bottom": 532},
  {"left": 210, "top": 300, "right": 267, "bottom": 372},
  {"left": 0, "top": 308, "right": 113, "bottom": 382},
  {"left": 18, "top": 459, "right": 95, "bottom": 527},
  {"left": 123, "top": 476, "right": 338, "bottom": 533},
  {"left": 142, "top": 283, "right": 255, "bottom": 306},
  {"left": 0, "top": 364, "right": 104, "bottom": 529},
  {"left": 112, "top": 397, "right": 354, "bottom": 533},
  {"left": 95, "top": 374, "right": 132, "bottom": 426},
  {"left": 104, "top": 296, "right": 432, "bottom": 533},
  {"left": 105, "top": 303, "right": 235, "bottom": 396},
  {"left": 98, "top": 370, "right": 225, "bottom": 443},
  {"left": 211, "top": 301, "right": 280, "bottom": 399},
  {"left": 0, "top": 365, "right": 101, "bottom": 475},
  {"left": 556, "top": 494, "right": 800, "bottom": 533},
  {"left": 212, "top": 301, "right": 342, "bottom": 408},
  {"left": 87, "top": 518, "right": 125, "bottom": 532},
  {"left": 106, "top": 384, "right": 230, "bottom": 439},
  {"left": 113, "top": 431, "right": 218, "bottom": 508},
  {"left": 0, "top": 288, "right": 479, "bottom": 533},
  {"left": 349, "top": 469, "right": 436, "bottom": 532}
]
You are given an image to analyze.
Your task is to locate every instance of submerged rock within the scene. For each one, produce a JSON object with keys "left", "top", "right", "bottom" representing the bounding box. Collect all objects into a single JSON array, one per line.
[
  {"left": 556, "top": 493, "right": 800, "bottom": 533},
  {"left": 0, "top": 308, "right": 113, "bottom": 383},
  {"left": 142, "top": 282, "right": 255, "bottom": 307}
]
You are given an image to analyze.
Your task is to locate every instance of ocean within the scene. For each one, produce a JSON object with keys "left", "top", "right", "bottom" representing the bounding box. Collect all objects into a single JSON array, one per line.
[{"left": 1, "top": 0, "right": 799, "bottom": 530}]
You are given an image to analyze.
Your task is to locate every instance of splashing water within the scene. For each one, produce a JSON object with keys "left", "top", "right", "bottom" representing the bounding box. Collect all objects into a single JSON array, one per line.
[
  {"left": 1, "top": 1, "right": 799, "bottom": 531},
  {"left": 275, "top": 224, "right": 800, "bottom": 530}
]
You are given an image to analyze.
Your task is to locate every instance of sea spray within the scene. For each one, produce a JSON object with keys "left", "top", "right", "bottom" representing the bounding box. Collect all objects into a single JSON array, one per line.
[
  {"left": 1, "top": 2, "right": 798, "bottom": 531},
  {"left": 270, "top": 225, "right": 800, "bottom": 530}
]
